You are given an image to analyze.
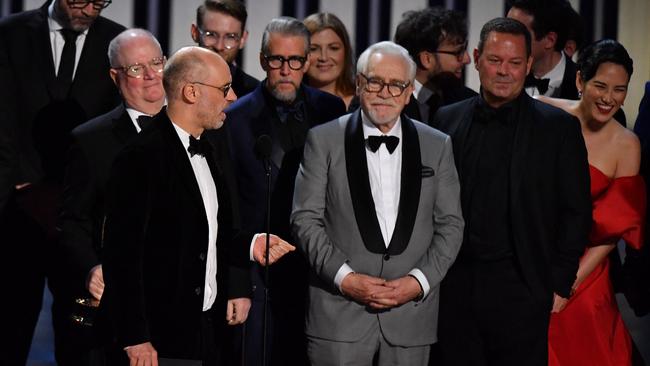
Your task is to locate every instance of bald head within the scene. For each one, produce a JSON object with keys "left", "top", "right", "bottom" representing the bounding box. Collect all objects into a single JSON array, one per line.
[{"left": 163, "top": 46, "right": 229, "bottom": 101}]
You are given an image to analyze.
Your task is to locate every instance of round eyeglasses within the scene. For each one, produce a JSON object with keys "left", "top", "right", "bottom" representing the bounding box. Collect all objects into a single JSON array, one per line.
[
  {"left": 114, "top": 56, "right": 166, "bottom": 79},
  {"left": 67, "top": 0, "right": 112, "bottom": 10},
  {"left": 197, "top": 28, "right": 241, "bottom": 50},
  {"left": 263, "top": 54, "right": 307, "bottom": 70},
  {"left": 359, "top": 73, "right": 410, "bottom": 97}
]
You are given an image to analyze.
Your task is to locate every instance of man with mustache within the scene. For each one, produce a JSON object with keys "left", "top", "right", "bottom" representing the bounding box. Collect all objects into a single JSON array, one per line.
[
  {"left": 291, "top": 40, "right": 464, "bottom": 366},
  {"left": 0, "top": 0, "right": 124, "bottom": 364},
  {"left": 212, "top": 16, "right": 346, "bottom": 365},
  {"left": 433, "top": 18, "right": 591, "bottom": 365},
  {"left": 394, "top": 7, "right": 477, "bottom": 127}
]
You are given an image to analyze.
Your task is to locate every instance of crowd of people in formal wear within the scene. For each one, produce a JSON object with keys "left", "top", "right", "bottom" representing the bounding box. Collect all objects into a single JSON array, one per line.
[{"left": 1, "top": 0, "right": 649, "bottom": 365}]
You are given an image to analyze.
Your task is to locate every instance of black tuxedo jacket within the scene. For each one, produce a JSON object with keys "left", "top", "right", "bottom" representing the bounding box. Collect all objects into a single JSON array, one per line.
[
  {"left": 434, "top": 94, "right": 591, "bottom": 303},
  {"left": 101, "top": 110, "right": 252, "bottom": 359},
  {"left": 58, "top": 104, "right": 139, "bottom": 293},
  {"left": 230, "top": 63, "right": 258, "bottom": 98},
  {"left": 404, "top": 84, "right": 477, "bottom": 127},
  {"left": 0, "top": 2, "right": 124, "bottom": 184},
  {"left": 555, "top": 56, "right": 579, "bottom": 100}
]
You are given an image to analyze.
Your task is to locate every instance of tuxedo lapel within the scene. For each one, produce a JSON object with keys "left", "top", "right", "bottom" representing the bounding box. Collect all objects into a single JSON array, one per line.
[
  {"left": 386, "top": 115, "right": 421, "bottom": 255},
  {"left": 345, "top": 110, "right": 386, "bottom": 254},
  {"left": 30, "top": 6, "right": 57, "bottom": 97},
  {"left": 509, "top": 95, "right": 534, "bottom": 207},
  {"left": 159, "top": 113, "right": 206, "bottom": 214},
  {"left": 111, "top": 105, "right": 138, "bottom": 144}
]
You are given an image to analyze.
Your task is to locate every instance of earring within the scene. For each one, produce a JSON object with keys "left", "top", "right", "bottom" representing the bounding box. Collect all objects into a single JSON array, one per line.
[{"left": 578, "top": 90, "right": 582, "bottom": 98}]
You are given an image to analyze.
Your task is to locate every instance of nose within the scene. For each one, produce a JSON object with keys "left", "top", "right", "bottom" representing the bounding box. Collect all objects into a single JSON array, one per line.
[
  {"left": 318, "top": 48, "right": 327, "bottom": 61},
  {"left": 496, "top": 62, "right": 507, "bottom": 76},
  {"left": 280, "top": 61, "right": 291, "bottom": 76},
  {"left": 227, "top": 87, "right": 237, "bottom": 103},
  {"left": 143, "top": 65, "right": 157, "bottom": 79},
  {"left": 214, "top": 37, "right": 225, "bottom": 51},
  {"left": 601, "top": 89, "right": 614, "bottom": 103},
  {"left": 461, "top": 51, "right": 471, "bottom": 65},
  {"left": 377, "top": 84, "right": 392, "bottom": 99}
]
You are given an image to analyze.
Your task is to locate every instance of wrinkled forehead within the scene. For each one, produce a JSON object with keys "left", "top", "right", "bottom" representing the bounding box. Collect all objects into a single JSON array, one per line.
[{"left": 366, "top": 52, "right": 410, "bottom": 81}]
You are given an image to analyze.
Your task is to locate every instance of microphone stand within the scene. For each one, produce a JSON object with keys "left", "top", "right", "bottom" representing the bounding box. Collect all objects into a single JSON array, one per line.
[{"left": 262, "top": 156, "right": 271, "bottom": 366}]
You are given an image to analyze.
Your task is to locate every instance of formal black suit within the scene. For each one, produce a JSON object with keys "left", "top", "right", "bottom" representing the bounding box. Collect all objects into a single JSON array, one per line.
[
  {"left": 433, "top": 93, "right": 591, "bottom": 365},
  {"left": 0, "top": 2, "right": 124, "bottom": 364},
  {"left": 101, "top": 109, "right": 252, "bottom": 363},
  {"left": 404, "top": 83, "right": 477, "bottom": 127},
  {"left": 554, "top": 56, "right": 579, "bottom": 100},
  {"left": 217, "top": 82, "right": 346, "bottom": 366},
  {"left": 230, "top": 63, "right": 259, "bottom": 98}
]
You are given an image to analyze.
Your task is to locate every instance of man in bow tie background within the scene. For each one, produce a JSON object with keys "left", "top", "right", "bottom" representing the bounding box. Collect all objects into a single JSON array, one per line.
[
  {"left": 291, "top": 40, "right": 464, "bottom": 366},
  {"left": 101, "top": 46, "right": 294, "bottom": 365},
  {"left": 210, "top": 16, "right": 346, "bottom": 366}
]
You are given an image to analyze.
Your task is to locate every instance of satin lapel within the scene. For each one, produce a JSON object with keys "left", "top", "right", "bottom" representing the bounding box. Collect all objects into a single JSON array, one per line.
[
  {"left": 31, "top": 7, "right": 57, "bottom": 96},
  {"left": 386, "top": 115, "right": 421, "bottom": 255},
  {"left": 111, "top": 105, "right": 138, "bottom": 144},
  {"left": 159, "top": 114, "right": 206, "bottom": 212},
  {"left": 345, "top": 110, "right": 386, "bottom": 254},
  {"left": 510, "top": 94, "right": 534, "bottom": 208}
]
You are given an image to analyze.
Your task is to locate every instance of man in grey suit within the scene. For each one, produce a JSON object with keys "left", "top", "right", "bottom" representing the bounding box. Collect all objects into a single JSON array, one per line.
[{"left": 291, "top": 41, "right": 464, "bottom": 365}]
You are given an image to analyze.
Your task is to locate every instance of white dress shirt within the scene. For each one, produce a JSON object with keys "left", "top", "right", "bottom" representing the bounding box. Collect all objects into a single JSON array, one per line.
[
  {"left": 333, "top": 112, "right": 431, "bottom": 299},
  {"left": 171, "top": 123, "right": 219, "bottom": 311},
  {"left": 525, "top": 52, "right": 566, "bottom": 97},
  {"left": 48, "top": 2, "right": 88, "bottom": 79}
]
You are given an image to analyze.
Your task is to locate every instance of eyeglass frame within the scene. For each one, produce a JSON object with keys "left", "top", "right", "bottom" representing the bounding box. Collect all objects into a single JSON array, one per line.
[
  {"left": 262, "top": 54, "right": 307, "bottom": 71},
  {"left": 358, "top": 73, "right": 411, "bottom": 97},
  {"left": 196, "top": 28, "right": 241, "bottom": 50},
  {"left": 432, "top": 41, "right": 469, "bottom": 62},
  {"left": 112, "top": 56, "right": 166, "bottom": 79},
  {"left": 189, "top": 81, "right": 233, "bottom": 98},
  {"left": 66, "top": 0, "right": 112, "bottom": 10}
]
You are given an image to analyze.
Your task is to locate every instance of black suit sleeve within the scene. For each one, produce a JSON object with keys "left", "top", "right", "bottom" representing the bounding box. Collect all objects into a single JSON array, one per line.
[
  {"left": 58, "top": 135, "right": 101, "bottom": 287},
  {"left": 552, "top": 114, "right": 591, "bottom": 298}
]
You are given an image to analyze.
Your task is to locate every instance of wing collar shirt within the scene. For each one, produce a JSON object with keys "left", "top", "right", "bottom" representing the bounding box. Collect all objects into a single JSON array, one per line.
[
  {"left": 171, "top": 122, "right": 219, "bottom": 311},
  {"left": 48, "top": 1, "right": 89, "bottom": 79},
  {"left": 333, "top": 112, "right": 431, "bottom": 299}
]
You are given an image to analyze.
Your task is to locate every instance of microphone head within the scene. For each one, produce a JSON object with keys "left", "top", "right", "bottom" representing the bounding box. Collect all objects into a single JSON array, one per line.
[{"left": 254, "top": 134, "right": 272, "bottom": 160}]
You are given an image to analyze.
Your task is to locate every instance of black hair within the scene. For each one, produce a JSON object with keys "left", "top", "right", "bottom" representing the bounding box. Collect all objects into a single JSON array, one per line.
[
  {"left": 507, "top": 0, "right": 570, "bottom": 52},
  {"left": 577, "top": 39, "right": 633, "bottom": 83},
  {"left": 478, "top": 17, "right": 531, "bottom": 58}
]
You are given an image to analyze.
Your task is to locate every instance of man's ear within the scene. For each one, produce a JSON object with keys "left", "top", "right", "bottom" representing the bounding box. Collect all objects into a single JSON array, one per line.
[
  {"left": 239, "top": 29, "right": 249, "bottom": 50},
  {"left": 419, "top": 51, "right": 434, "bottom": 71},
  {"left": 190, "top": 24, "right": 200, "bottom": 44}
]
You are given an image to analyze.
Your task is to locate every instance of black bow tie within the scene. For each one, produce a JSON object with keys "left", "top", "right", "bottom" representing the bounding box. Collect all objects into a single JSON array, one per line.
[
  {"left": 136, "top": 115, "right": 153, "bottom": 130},
  {"left": 276, "top": 100, "right": 305, "bottom": 124},
  {"left": 524, "top": 74, "right": 550, "bottom": 94},
  {"left": 188, "top": 136, "right": 211, "bottom": 157},
  {"left": 367, "top": 135, "right": 400, "bottom": 154}
]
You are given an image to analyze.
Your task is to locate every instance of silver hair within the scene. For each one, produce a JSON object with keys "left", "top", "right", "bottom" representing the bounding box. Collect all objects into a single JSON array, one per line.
[
  {"left": 356, "top": 41, "right": 416, "bottom": 82},
  {"left": 107, "top": 28, "right": 162, "bottom": 68},
  {"left": 260, "top": 17, "right": 310, "bottom": 55}
]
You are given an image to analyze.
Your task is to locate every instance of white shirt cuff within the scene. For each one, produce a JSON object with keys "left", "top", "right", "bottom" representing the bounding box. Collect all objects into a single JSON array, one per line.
[
  {"left": 334, "top": 263, "right": 354, "bottom": 293},
  {"left": 249, "top": 233, "right": 263, "bottom": 262},
  {"left": 408, "top": 268, "right": 430, "bottom": 300}
]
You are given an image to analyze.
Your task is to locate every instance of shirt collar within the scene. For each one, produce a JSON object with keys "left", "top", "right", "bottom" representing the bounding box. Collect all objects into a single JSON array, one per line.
[
  {"left": 413, "top": 79, "right": 433, "bottom": 103},
  {"left": 541, "top": 51, "right": 566, "bottom": 88}
]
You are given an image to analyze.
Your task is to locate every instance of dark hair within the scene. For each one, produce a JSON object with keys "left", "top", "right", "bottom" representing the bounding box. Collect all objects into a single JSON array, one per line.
[
  {"left": 196, "top": 0, "right": 247, "bottom": 31},
  {"left": 507, "top": 0, "right": 570, "bottom": 52},
  {"left": 564, "top": 5, "right": 586, "bottom": 52},
  {"left": 303, "top": 12, "right": 355, "bottom": 96},
  {"left": 394, "top": 7, "right": 468, "bottom": 68},
  {"left": 478, "top": 17, "right": 531, "bottom": 58},
  {"left": 577, "top": 39, "right": 633, "bottom": 83}
]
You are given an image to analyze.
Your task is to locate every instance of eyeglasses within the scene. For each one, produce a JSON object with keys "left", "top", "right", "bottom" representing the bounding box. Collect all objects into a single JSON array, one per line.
[
  {"left": 359, "top": 73, "right": 410, "bottom": 97},
  {"left": 263, "top": 54, "right": 307, "bottom": 70},
  {"left": 113, "top": 56, "right": 166, "bottom": 79},
  {"left": 197, "top": 28, "right": 241, "bottom": 50},
  {"left": 190, "top": 81, "right": 232, "bottom": 98},
  {"left": 433, "top": 42, "right": 468, "bottom": 62},
  {"left": 67, "top": 0, "right": 112, "bottom": 10}
]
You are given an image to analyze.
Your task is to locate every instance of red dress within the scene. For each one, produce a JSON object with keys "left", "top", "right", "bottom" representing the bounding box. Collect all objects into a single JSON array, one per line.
[{"left": 548, "top": 165, "right": 646, "bottom": 366}]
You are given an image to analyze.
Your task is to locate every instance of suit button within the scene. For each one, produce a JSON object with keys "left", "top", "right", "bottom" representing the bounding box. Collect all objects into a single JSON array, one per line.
[
  {"left": 195, "top": 287, "right": 202, "bottom": 295},
  {"left": 199, "top": 252, "right": 206, "bottom": 261},
  {"left": 384, "top": 254, "right": 390, "bottom": 261}
]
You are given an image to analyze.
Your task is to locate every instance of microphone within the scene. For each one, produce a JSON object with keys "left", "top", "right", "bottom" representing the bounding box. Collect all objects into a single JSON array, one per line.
[{"left": 254, "top": 134, "right": 272, "bottom": 366}]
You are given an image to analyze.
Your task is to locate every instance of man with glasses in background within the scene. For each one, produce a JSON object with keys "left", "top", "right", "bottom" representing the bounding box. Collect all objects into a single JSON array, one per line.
[
  {"left": 394, "top": 7, "right": 477, "bottom": 127},
  {"left": 291, "top": 40, "right": 463, "bottom": 366},
  {"left": 58, "top": 28, "right": 166, "bottom": 365},
  {"left": 191, "top": 0, "right": 258, "bottom": 97},
  {"left": 0, "top": 0, "right": 124, "bottom": 364},
  {"left": 212, "top": 16, "right": 345, "bottom": 366}
]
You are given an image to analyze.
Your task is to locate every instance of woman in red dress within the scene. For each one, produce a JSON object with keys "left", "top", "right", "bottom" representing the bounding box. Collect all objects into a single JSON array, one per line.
[{"left": 539, "top": 39, "right": 645, "bottom": 366}]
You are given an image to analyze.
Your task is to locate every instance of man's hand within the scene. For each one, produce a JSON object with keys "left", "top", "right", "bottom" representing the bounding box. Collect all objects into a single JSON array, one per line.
[
  {"left": 125, "top": 342, "right": 158, "bottom": 366},
  {"left": 253, "top": 234, "right": 295, "bottom": 266},
  {"left": 86, "top": 264, "right": 104, "bottom": 301},
  {"left": 551, "top": 292, "right": 570, "bottom": 313},
  {"left": 227, "top": 297, "right": 251, "bottom": 325},
  {"left": 368, "top": 276, "right": 422, "bottom": 310},
  {"left": 340, "top": 273, "right": 388, "bottom": 304}
]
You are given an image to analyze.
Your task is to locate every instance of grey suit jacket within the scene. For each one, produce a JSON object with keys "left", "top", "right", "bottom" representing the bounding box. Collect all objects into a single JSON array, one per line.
[{"left": 291, "top": 110, "right": 464, "bottom": 347}]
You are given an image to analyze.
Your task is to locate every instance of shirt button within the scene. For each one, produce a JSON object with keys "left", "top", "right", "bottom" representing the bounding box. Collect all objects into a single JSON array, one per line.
[
  {"left": 383, "top": 254, "right": 390, "bottom": 261},
  {"left": 195, "top": 287, "right": 202, "bottom": 295},
  {"left": 199, "top": 252, "right": 206, "bottom": 261}
]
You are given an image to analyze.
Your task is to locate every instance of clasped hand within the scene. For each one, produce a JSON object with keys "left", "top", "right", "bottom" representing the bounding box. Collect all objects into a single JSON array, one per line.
[
  {"left": 252, "top": 233, "right": 295, "bottom": 265},
  {"left": 340, "top": 273, "right": 422, "bottom": 310}
]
